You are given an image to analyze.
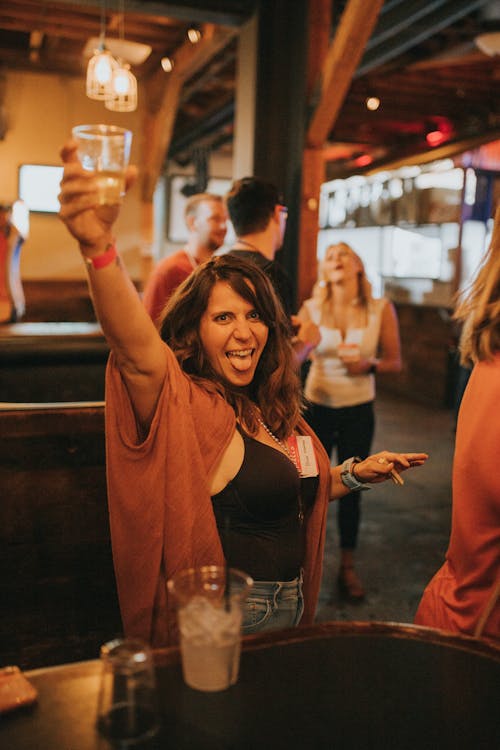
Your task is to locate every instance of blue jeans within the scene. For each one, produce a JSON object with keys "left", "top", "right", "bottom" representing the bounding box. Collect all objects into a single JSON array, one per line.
[{"left": 242, "top": 574, "right": 304, "bottom": 635}]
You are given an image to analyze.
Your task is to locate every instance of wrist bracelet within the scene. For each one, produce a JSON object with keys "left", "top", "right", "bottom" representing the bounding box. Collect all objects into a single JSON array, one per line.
[
  {"left": 340, "top": 456, "right": 372, "bottom": 492},
  {"left": 84, "top": 242, "right": 117, "bottom": 270}
]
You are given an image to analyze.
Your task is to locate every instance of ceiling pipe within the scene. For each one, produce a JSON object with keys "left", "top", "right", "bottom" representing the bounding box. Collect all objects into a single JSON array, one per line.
[
  {"left": 168, "top": 100, "right": 234, "bottom": 158},
  {"left": 355, "top": 0, "right": 491, "bottom": 76}
]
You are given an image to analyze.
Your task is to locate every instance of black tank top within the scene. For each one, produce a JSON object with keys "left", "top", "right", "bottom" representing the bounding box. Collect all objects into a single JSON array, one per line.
[{"left": 211, "top": 430, "right": 319, "bottom": 581}]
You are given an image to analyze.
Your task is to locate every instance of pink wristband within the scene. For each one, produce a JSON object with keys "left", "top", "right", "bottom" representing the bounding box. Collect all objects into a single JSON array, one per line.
[{"left": 84, "top": 243, "right": 118, "bottom": 269}]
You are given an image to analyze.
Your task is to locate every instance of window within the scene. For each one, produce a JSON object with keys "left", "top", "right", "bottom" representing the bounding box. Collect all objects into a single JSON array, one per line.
[{"left": 18, "top": 164, "right": 64, "bottom": 213}]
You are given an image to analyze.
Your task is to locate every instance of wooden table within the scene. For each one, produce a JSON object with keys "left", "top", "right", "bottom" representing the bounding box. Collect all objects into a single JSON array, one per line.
[{"left": 2, "top": 622, "right": 499, "bottom": 750}]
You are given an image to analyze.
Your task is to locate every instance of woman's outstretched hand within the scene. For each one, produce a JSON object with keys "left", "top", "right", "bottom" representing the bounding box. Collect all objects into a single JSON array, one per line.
[
  {"left": 58, "top": 139, "right": 137, "bottom": 251},
  {"left": 354, "top": 451, "right": 428, "bottom": 485}
]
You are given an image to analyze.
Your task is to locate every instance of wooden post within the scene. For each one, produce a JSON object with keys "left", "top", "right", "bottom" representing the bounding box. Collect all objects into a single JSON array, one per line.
[
  {"left": 307, "top": 0, "right": 384, "bottom": 148},
  {"left": 297, "top": 0, "right": 385, "bottom": 305},
  {"left": 297, "top": 0, "right": 330, "bottom": 307},
  {"left": 298, "top": 148, "right": 325, "bottom": 305}
]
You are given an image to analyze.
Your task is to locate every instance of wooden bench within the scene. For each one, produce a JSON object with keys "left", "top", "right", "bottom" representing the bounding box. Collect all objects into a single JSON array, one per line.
[
  {"left": 0, "top": 323, "right": 109, "bottom": 402},
  {"left": 0, "top": 402, "right": 122, "bottom": 670}
]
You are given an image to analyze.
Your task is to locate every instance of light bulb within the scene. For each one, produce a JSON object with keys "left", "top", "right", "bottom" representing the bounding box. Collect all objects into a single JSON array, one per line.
[
  {"left": 95, "top": 53, "right": 114, "bottom": 84},
  {"left": 113, "top": 69, "right": 130, "bottom": 95},
  {"left": 366, "top": 96, "right": 380, "bottom": 111},
  {"left": 161, "top": 56, "right": 174, "bottom": 72},
  {"left": 86, "top": 48, "right": 118, "bottom": 100},
  {"left": 105, "top": 63, "right": 138, "bottom": 112},
  {"left": 187, "top": 28, "right": 201, "bottom": 44}
]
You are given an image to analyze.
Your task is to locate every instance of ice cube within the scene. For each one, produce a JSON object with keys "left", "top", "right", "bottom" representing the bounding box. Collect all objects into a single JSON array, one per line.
[{"left": 179, "top": 596, "right": 241, "bottom": 646}]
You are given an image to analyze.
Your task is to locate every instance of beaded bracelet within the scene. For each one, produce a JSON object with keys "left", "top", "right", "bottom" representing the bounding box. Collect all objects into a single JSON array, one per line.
[{"left": 84, "top": 242, "right": 118, "bottom": 270}]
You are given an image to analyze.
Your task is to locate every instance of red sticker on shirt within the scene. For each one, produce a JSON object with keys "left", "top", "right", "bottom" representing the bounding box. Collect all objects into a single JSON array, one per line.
[{"left": 286, "top": 435, "right": 319, "bottom": 478}]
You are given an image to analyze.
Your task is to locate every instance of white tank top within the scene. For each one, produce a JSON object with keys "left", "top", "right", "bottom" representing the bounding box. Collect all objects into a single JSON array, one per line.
[{"left": 303, "top": 297, "right": 386, "bottom": 408}]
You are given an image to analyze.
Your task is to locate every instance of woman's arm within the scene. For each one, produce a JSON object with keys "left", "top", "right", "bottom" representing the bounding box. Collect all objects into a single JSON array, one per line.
[
  {"left": 342, "top": 299, "right": 402, "bottom": 376},
  {"left": 58, "top": 140, "right": 166, "bottom": 434},
  {"left": 329, "top": 451, "right": 428, "bottom": 500},
  {"left": 373, "top": 300, "right": 402, "bottom": 373},
  {"left": 290, "top": 301, "right": 321, "bottom": 364}
]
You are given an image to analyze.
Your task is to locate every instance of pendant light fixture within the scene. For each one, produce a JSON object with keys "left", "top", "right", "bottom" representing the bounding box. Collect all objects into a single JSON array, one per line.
[
  {"left": 105, "top": 60, "right": 138, "bottom": 112},
  {"left": 105, "top": 0, "right": 138, "bottom": 112},
  {"left": 86, "top": 1, "right": 117, "bottom": 100}
]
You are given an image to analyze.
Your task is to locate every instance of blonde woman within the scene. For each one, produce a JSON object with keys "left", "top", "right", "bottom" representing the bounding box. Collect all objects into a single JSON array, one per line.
[
  {"left": 415, "top": 209, "right": 500, "bottom": 642},
  {"left": 297, "top": 242, "right": 402, "bottom": 600}
]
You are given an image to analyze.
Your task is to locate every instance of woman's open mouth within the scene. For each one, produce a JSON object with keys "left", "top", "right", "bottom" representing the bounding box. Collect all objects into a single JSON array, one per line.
[{"left": 226, "top": 348, "right": 254, "bottom": 371}]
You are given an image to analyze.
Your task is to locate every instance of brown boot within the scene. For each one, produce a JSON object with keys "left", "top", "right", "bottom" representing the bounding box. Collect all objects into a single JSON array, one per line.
[{"left": 337, "top": 565, "right": 365, "bottom": 602}]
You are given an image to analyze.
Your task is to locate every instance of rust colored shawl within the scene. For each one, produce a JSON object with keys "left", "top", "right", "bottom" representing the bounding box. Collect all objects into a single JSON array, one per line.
[{"left": 105, "top": 344, "right": 331, "bottom": 646}]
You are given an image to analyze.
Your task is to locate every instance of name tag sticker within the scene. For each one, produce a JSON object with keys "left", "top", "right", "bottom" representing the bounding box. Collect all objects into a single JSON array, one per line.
[{"left": 286, "top": 435, "right": 319, "bottom": 478}]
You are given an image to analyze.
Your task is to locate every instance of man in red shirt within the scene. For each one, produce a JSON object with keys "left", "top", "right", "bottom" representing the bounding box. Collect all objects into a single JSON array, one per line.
[{"left": 143, "top": 193, "right": 228, "bottom": 322}]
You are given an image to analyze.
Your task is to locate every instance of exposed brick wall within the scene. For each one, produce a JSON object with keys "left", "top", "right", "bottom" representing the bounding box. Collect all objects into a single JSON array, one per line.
[{"left": 380, "top": 303, "right": 457, "bottom": 408}]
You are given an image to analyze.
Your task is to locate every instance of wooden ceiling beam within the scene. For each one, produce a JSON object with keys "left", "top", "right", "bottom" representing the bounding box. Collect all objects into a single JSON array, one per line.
[
  {"left": 307, "top": 0, "right": 384, "bottom": 149},
  {"left": 49, "top": 0, "right": 254, "bottom": 28},
  {"left": 305, "top": 0, "right": 330, "bottom": 101},
  {"left": 362, "top": 128, "right": 500, "bottom": 174},
  {"left": 141, "top": 23, "right": 236, "bottom": 201},
  {"left": 408, "top": 49, "right": 487, "bottom": 70}
]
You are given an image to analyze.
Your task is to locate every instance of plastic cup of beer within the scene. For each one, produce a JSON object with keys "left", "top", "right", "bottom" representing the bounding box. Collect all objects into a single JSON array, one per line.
[
  {"left": 167, "top": 565, "right": 253, "bottom": 692},
  {"left": 338, "top": 342, "right": 361, "bottom": 362},
  {"left": 72, "top": 124, "right": 132, "bottom": 206}
]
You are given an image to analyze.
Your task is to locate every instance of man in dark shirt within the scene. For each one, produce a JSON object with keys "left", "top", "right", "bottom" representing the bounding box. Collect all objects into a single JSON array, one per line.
[{"left": 226, "top": 176, "right": 319, "bottom": 364}]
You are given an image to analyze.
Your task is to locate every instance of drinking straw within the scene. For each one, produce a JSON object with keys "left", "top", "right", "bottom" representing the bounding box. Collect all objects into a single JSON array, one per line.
[{"left": 224, "top": 514, "right": 231, "bottom": 612}]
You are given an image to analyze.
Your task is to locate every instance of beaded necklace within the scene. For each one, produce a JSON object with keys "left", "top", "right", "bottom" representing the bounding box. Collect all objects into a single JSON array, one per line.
[
  {"left": 257, "top": 418, "right": 298, "bottom": 471},
  {"left": 257, "top": 418, "right": 304, "bottom": 523}
]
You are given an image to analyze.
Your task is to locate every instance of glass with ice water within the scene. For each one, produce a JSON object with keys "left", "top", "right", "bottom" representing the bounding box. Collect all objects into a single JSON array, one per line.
[
  {"left": 72, "top": 124, "right": 132, "bottom": 206},
  {"left": 167, "top": 566, "right": 253, "bottom": 692}
]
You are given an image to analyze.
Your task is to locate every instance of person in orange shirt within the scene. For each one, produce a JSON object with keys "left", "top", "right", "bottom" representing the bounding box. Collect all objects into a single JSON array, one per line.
[
  {"left": 142, "top": 193, "right": 228, "bottom": 323},
  {"left": 415, "top": 207, "right": 500, "bottom": 643}
]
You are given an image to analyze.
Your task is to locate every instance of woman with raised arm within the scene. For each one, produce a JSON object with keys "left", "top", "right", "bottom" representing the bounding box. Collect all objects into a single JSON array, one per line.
[{"left": 58, "top": 141, "right": 427, "bottom": 646}]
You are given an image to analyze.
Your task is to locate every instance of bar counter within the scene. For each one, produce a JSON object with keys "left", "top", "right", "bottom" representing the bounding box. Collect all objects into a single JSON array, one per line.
[{"left": 2, "top": 621, "right": 499, "bottom": 749}]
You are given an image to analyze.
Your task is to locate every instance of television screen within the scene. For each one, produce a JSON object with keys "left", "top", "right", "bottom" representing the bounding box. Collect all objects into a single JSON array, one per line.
[{"left": 18, "top": 164, "right": 64, "bottom": 213}]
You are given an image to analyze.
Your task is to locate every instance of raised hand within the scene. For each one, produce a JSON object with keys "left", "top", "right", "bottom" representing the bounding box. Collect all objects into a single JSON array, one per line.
[{"left": 58, "top": 139, "right": 137, "bottom": 252}]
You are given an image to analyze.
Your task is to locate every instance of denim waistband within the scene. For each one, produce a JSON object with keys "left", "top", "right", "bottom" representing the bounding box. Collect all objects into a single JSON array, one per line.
[{"left": 250, "top": 570, "right": 303, "bottom": 596}]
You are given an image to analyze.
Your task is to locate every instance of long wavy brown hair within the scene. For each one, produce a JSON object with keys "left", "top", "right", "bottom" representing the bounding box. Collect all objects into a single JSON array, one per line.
[
  {"left": 159, "top": 254, "right": 302, "bottom": 439},
  {"left": 455, "top": 205, "right": 500, "bottom": 365}
]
